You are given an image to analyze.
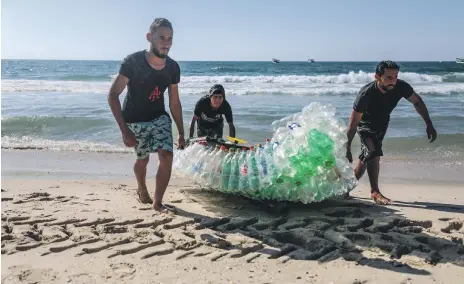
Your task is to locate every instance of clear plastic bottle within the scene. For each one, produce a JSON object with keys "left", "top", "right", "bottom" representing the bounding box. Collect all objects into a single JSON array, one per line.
[
  {"left": 247, "top": 146, "right": 260, "bottom": 196},
  {"left": 200, "top": 145, "right": 220, "bottom": 185},
  {"left": 192, "top": 142, "right": 211, "bottom": 182},
  {"left": 228, "top": 148, "right": 242, "bottom": 193},
  {"left": 209, "top": 145, "right": 227, "bottom": 189},
  {"left": 238, "top": 148, "right": 249, "bottom": 195},
  {"left": 220, "top": 148, "right": 235, "bottom": 192}
]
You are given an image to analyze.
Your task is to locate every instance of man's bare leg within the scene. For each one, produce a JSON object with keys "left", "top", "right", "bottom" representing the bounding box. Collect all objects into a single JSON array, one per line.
[
  {"left": 343, "top": 159, "right": 366, "bottom": 199},
  {"left": 153, "top": 150, "right": 174, "bottom": 213},
  {"left": 134, "top": 157, "right": 153, "bottom": 204},
  {"left": 366, "top": 156, "right": 391, "bottom": 205},
  {"left": 354, "top": 159, "right": 367, "bottom": 180}
]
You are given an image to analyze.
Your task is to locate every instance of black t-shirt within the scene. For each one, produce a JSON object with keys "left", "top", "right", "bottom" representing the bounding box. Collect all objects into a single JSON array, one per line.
[
  {"left": 353, "top": 79, "right": 414, "bottom": 132},
  {"left": 119, "top": 50, "right": 181, "bottom": 123},
  {"left": 194, "top": 97, "right": 233, "bottom": 129}
]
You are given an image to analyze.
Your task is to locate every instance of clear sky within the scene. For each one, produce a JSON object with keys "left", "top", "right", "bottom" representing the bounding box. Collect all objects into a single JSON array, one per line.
[{"left": 2, "top": 0, "right": 463, "bottom": 61}]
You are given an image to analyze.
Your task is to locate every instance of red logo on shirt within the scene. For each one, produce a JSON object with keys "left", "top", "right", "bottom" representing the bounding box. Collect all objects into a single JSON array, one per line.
[{"left": 148, "top": 86, "right": 161, "bottom": 102}]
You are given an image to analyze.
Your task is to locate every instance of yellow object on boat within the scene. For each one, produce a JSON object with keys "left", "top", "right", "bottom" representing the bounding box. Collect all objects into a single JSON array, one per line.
[{"left": 225, "top": 136, "right": 247, "bottom": 145}]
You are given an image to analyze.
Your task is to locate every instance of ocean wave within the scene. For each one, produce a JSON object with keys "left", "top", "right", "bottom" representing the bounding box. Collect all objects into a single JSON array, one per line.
[
  {"left": 2, "top": 80, "right": 464, "bottom": 97},
  {"left": 1, "top": 116, "right": 115, "bottom": 140},
  {"left": 181, "top": 71, "right": 464, "bottom": 84},
  {"left": 1, "top": 136, "right": 130, "bottom": 153},
  {"left": 59, "top": 74, "right": 116, "bottom": 81},
  {"left": 2, "top": 71, "right": 464, "bottom": 95},
  {"left": 1, "top": 80, "right": 111, "bottom": 93},
  {"left": 180, "top": 71, "right": 452, "bottom": 84}
]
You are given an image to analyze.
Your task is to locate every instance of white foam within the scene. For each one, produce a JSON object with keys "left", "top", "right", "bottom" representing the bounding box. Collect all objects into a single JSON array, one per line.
[
  {"left": 1, "top": 80, "right": 111, "bottom": 93},
  {"left": 1, "top": 136, "right": 129, "bottom": 153},
  {"left": 180, "top": 71, "right": 446, "bottom": 84},
  {"left": 2, "top": 72, "right": 464, "bottom": 95}
]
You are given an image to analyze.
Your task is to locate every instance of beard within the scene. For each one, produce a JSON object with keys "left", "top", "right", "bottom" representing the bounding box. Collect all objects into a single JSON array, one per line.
[
  {"left": 151, "top": 46, "right": 168, "bottom": 59},
  {"left": 379, "top": 82, "right": 395, "bottom": 92}
]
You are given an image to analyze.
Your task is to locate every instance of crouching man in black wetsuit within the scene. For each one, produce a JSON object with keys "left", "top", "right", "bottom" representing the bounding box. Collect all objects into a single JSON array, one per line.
[
  {"left": 189, "top": 84, "right": 236, "bottom": 139},
  {"left": 346, "top": 60, "right": 437, "bottom": 205}
]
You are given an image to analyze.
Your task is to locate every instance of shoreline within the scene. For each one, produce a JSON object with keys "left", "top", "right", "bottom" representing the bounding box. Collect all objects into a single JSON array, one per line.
[{"left": 2, "top": 148, "right": 463, "bottom": 185}]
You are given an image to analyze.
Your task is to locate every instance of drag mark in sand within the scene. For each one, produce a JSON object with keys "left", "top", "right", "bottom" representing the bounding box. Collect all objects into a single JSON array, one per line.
[{"left": 1, "top": 192, "right": 463, "bottom": 273}]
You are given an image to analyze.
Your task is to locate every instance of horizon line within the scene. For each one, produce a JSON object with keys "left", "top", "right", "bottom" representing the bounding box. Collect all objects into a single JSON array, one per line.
[{"left": 1, "top": 58, "right": 457, "bottom": 63}]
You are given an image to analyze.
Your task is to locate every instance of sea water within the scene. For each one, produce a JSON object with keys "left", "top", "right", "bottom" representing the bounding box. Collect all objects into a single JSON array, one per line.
[{"left": 2, "top": 60, "right": 463, "bottom": 163}]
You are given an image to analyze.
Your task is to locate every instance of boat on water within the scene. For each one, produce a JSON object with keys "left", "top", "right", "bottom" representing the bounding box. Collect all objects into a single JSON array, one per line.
[
  {"left": 456, "top": 58, "right": 464, "bottom": 64},
  {"left": 272, "top": 58, "right": 280, "bottom": 63},
  {"left": 308, "top": 59, "right": 315, "bottom": 63}
]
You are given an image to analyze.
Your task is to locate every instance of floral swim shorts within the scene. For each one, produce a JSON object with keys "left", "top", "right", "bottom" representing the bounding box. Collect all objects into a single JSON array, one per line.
[{"left": 126, "top": 115, "right": 173, "bottom": 160}]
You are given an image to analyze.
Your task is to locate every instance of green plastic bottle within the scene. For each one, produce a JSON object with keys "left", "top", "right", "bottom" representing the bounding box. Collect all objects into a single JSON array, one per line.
[{"left": 228, "top": 148, "right": 241, "bottom": 194}]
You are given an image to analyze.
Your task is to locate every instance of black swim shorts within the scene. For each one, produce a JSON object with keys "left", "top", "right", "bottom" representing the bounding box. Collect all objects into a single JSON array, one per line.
[
  {"left": 357, "top": 130, "right": 386, "bottom": 163},
  {"left": 197, "top": 122, "right": 224, "bottom": 139}
]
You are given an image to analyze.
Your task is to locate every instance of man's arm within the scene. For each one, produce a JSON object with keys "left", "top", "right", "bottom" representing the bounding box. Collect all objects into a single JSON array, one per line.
[
  {"left": 108, "top": 75, "right": 130, "bottom": 131},
  {"left": 224, "top": 102, "right": 235, "bottom": 137},
  {"left": 189, "top": 116, "right": 198, "bottom": 138},
  {"left": 406, "top": 91, "right": 437, "bottom": 142},
  {"left": 406, "top": 91, "right": 433, "bottom": 126},
  {"left": 346, "top": 86, "right": 370, "bottom": 161},
  {"left": 168, "top": 84, "right": 184, "bottom": 137},
  {"left": 346, "top": 110, "right": 363, "bottom": 150},
  {"left": 228, "top": 122, "right": 236, "bottom": 138}
]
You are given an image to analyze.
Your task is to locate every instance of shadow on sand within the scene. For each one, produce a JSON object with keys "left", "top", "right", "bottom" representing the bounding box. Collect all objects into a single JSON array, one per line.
[{"left": 174, "top": 185, "right": 464, "bottom": 275}]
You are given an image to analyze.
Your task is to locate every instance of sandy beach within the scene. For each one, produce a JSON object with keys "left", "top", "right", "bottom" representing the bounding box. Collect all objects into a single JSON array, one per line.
[
  {"left": 3, "top": 1, "right": 464, "bottom": 282},
  {"left": 1, "top": 149, "right": 463, "bottom": 284}
]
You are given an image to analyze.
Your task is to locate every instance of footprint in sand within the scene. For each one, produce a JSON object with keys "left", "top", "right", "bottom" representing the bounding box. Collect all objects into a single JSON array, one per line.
[
  {"left": 111, "top": 184, "right": 129, "bottom": 191},
  {"left": 105, "top": 263, "right": 136, "bottom": 279},
  {"left": 438, "top": 217, "right": 453, "bottom": 222},
  {"left": 441, "top": 220, "right": 463, "bottom": 233},
  {"left": 2, "top": 266, "right": 57, "bottom": 283},
  {"left": 5, "top": 192, "right": 77, "bottom": 204},
  {"left": 2, "top": 193, "right": 464, "bottom": 272}
]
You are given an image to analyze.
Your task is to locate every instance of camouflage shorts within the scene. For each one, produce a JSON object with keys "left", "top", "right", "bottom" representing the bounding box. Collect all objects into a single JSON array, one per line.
[{"left": 126, "top": 115, "right": 173, "bottom": 160}]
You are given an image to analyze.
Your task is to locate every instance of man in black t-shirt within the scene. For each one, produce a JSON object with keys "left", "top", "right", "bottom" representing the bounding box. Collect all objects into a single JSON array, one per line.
[
  {"left": 346, "top": 60, "right": 437, "bottom": 205},
  {"left": 189, "top": 84, "right": 236, "bottom": 139},
  {"left": 107, "top": 18, "right": 185, "bottom": 214}
]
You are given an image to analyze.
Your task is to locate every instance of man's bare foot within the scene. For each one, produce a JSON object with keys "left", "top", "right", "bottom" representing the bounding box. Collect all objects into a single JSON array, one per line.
[
  {"left": 136, "top": 188, "right": 153, "bottom": 204},
  {"left": 153, "top": 202, "right": 177, "bottom": 214},
  {"left": 371, "top": 190, "right": 391, "bottom": 205}
]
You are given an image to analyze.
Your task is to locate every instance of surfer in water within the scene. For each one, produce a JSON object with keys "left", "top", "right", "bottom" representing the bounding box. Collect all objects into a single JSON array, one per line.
[
  {"left": 345, "top": 60, "right": 437, "bottom": 205},
  {"left": 189, "top": 84, "right": 236, "bottom": 139},
  {"left": 107, "top": 18, "right": 185, "bottom": 213}
]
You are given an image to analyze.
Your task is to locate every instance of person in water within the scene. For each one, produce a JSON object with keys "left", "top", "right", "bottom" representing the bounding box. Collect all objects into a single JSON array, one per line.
[
  {"left": 345, "top": 60, "right": 437, "bottom": 205},
  {"left": 189, "top": 84, "right": 236, "bottom": 139},
  {"left": 107, "top": 18, "right": 185, "bottom": 213}
]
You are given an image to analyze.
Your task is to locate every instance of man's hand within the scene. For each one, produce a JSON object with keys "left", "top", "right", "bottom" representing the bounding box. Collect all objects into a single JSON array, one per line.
[
  {"left": 108, "top": 73, "right": 134, "bottom": 147},
  {"left": 426, "top": 125, "right": 437, "bottom": 143},
  {"left": 346, "top": 110, "right": 362, "bottom": 164},
  {"left": 168, "top": 84, "right": 185, "bottom": 148},
  {"left": 122, "top": 128, "right": 136, "bottom": 147},
  {"left": 406, "top": 92, "right": 437, "bottom": 143},
  {"left": 346, "top": 149, "right": 353, "bottom": 163},
  {"left": 177, "top": 135, "right": 186, "bottom": 150}
]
